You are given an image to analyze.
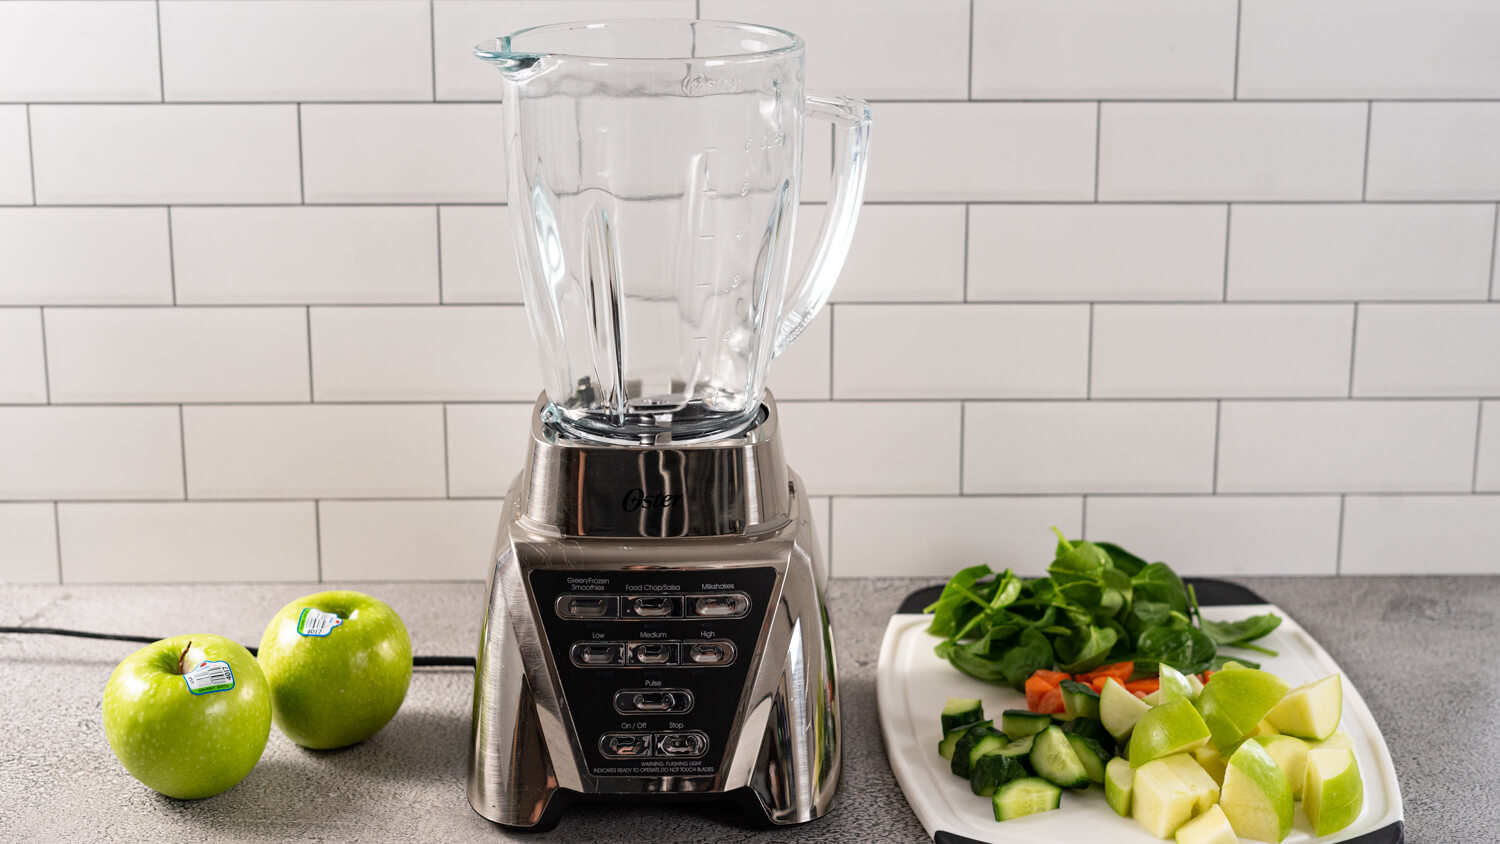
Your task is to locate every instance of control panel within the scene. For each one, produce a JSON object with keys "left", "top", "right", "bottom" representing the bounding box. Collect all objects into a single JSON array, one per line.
[{"left": 529, "top": 567, "right": 778, "bottom": 779}]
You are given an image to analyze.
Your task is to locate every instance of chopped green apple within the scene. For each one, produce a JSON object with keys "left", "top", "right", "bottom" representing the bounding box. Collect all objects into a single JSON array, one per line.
[
  {"left": 1175, "top": 804, "right": 1239, "bottom": 844},
  {"left": 1304, "top": 747, "right": 1363, "bottom": 836},
  {"left": 1250, "top": 735, "right": 1309, "bottom": 799},
  {"left": 1132, "top": 758, "right": 1200, "bottom": 839},
  {"left": 1159, "top": 665, "right": 1195, "bottom": 705},
  {"left": 1102, "top": 677, "right": 1152, "bottom": 742},
  {"left": 1264, "top": 674, "right": 1342, "bottom": 741},
  {"left": 1162, "top": 753, "right": 1221, "bottom": 815},
  {"left": 1106, "top": 756, "right": 1133, "bottom": 817},
  {"left": 1143, "top": 690, "right": 1162, "bottom": 706},
  {"left": 1187, "top": 673, "right": 1205, "bottom": 699},
  {"left": 1195, "top": 669, "right": 1289, "bottom": 751},
  {"left": 1220, "top": 740, "right": 1294, "bottom": 843},
  {"left": 1129, "top": 698, "right": 1211, "bottom": 768},
  {"left": 1193, "top": 742, "right": 1227, "bottom": 786},
  {"left": 1310, "top": 729, "right": 1354, "bottom": 753}
]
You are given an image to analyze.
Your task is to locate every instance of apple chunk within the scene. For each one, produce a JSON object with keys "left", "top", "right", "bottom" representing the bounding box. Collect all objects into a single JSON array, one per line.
[
  {"left": 1132, "top": 758, "right": 1200, "bottom": 839},
  {"left": 1265, "top": 674, "right": 1342, "bottom": 741},
  {"left": 1129, "top": 698, "right": 1211, "bottom": 768},
  {"left": 1175, "top": 804, "right": 1239, "bottom": 844},
  {"left": 1304, "top": 747, "right": 1364, "bottom": 836},
  {"left": 1220, "top": 740, "right": 1294, "bottom": 843},
  {"left": 1250, "top": 735, "right": 1309, "bottom": 799},
  {"left": 1195, "top": 668, "right": 1289, "bottom": 751}
]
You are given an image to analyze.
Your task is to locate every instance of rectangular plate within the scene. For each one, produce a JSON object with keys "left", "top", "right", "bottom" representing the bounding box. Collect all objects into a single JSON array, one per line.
[{"left": 877, "top": 599, "right": 1404, "bottom": 844}]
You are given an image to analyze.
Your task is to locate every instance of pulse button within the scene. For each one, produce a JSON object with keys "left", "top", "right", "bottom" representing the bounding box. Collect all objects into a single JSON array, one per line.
[
  {"left": 614, "top": 688, "right": 693, "bottom": 714},
  {"left": 688, "top": 592, "right": 751, "bottom": 619},
  {"left": 684, "top": 640, "right": 737, "bottom": 666}
]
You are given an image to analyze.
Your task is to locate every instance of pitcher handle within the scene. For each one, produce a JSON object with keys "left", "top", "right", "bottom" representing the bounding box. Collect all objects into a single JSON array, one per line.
[{"left": 773, "top": 94, "right": 872, "bottom": 357}]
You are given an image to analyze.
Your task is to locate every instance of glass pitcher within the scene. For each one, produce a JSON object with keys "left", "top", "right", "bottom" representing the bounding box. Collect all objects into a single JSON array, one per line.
[{"left": 476, "top": 19, "right": 870, "bottom": 444}]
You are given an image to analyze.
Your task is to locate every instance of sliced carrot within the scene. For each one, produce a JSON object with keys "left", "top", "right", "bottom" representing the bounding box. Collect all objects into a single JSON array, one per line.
[
  {"left": 1124, "top": 677, "right": 1160, "bottom": 696},
  {"left": 1032, "top": 669, "right": 1070, "bottom": 687},
  {"left": 1024, "top": 675, "right": 1054, "bottom": 711},
  {"left": 1088, "top": 676, "right": 1111, "bottom": 694},
  {"left": 1035, "top": 686, "right": 1065, "bottom": 715},
  {"left": 1200, "top": 670, "right": 1215, "bottom": 684},
  {"left": 1075, "top": 661, "right": 1134, "bottom": 686}
]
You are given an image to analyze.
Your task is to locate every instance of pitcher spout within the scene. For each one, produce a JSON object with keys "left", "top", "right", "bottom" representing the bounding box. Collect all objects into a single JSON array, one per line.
[{"left": 474, "top": 37, "right": 552, "bottom": 80}]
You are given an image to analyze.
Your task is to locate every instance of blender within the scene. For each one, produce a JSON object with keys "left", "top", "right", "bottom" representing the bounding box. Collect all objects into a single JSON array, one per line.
[{"left": 466, "top": 19, "right": 871, "bottom": 830}]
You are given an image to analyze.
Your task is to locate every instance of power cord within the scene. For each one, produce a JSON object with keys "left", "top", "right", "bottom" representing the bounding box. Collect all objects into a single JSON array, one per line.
[{"left": 0, "top": 626, "right": 476, "bottom": 668}]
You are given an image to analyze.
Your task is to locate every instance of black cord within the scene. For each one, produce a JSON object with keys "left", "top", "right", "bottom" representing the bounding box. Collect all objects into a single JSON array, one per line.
[{"left": 0, "top": 626, "right": 476, "bottom": 668}]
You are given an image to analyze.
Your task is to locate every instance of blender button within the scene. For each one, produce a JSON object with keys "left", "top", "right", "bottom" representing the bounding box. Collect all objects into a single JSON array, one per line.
[
  {"left": 625, "top": 595, "right": 681, "bottom": 618},
  {"left": 628, "top": 641, "right": 678, "bottom": 665},
  {"left": 614, "top": 688, "right": 693, "bottom": 714},
  {"left": 689, "top": 592, "right": 751, "bottom": 618},
  {"left": 570, "top": 641, "right": 625, "bottom": 666},
  {"left": 655, "top": 732, "right": 708, "bottom": 758},
  {"left": 600, "top": 733, "right": 653, "bottom": 758},
  {"left": 555, "top": 594, "right": 617, "bottom": 619},
  {"left": 684, "top": 641, "right": 736, "bottom": 666}
]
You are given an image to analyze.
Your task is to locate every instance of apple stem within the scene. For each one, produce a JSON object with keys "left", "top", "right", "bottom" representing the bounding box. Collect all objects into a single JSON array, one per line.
[{"left": 176, "top": 640, "right": 192, "bottom": 675}]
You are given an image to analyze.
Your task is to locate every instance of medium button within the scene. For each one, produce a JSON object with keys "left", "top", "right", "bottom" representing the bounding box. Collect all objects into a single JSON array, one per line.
[
  {"left": 655, "top": 731, "right": 708, "bottom": 758},
  {"left": 555, "top": 594, "right": 617, "bottom": 619},
  {"left": 600, "top": 733, "right": 652, "bottom": 758},
  {"left": 622, "top": 595, "right": 681, "bottom": 618},
  {"left": 684, "top": 640, "right": 736, "bottom": 666},
  {"left": 569, "top": 641, "right": 625, "bottom": 666},
  {"left": 688, "top": 592, "right": 751, "bottom": 619},
  {"left": 628, "top": 641, "right": 678, "bottom": 665},
  {"left": 614, "top": 688, "right": 693, "bottom": 714}
]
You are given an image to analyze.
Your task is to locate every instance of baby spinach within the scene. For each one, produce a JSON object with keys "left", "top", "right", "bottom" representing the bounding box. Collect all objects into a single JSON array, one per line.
[{"left": 924, "top": 529, "right": 1281, "bottom": 689}]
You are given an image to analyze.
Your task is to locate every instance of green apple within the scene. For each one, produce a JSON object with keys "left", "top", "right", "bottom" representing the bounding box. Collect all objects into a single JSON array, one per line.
[
  {"left": 103, "top": 634, "right": 271, "bottom": 799},
  {"left": 1310, "top": 729, "right": 1353, "bottom": 752},
  {"left": 1264, "top": 674, "right": 1341, "bottom": 741},
  {"left": 1162, "top": 753, "right": 1220, "bottom": 814},
  {"left": 1175, "top": 804, "right": 1237, "bottom": 844},
  {"left": 1195, "top": 668, "right": 1289, "bottom": 750},
  {"left": 1158, "top": 664, "right": 1194, "bottom": 705},
  {"left": 1131, "top": 757, "right": 1200, "bottom": 839},
  {"left": 1102, "top": 677, "right": 1152, "bottom": 742},
  {"left": 1250, "top": 735, "right": 1309, "bottom": 799},
  {"left": 1220, "top": 740, "right": 1294, "bottom": 843},
  {"left": 1304, "top": 747, "right": 1363, "bottom": 836},
  {"left": 1128, "top": 697, "right": 1211, "bottom": 768},
  {"left": 1192, "top": 742, "right": 1226, "bottom": 786},
  {"left": 1105, "top": 756, "right": 1133, "bottom": 817},
  {"left": 257, "top": 590, "right": 412, "bottom": 749}
]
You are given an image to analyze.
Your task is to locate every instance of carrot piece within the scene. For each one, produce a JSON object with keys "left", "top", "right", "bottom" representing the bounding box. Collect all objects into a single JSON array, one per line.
[
  {"left": 1035, "top": 686, "right": 1065, "bottom": 715},
  {"left": 1025, "top": 675, "right": 1054, "bottom": 711},
  {"left": 1032, "top": 669, "right": 1070, "bottom": 687},
  {"left": 1088, "top": 676, "right": 1110, "bottom": 694},
  {"left": 1075, "top": 661, "right": 1134, "bottom": 685},
  {"left": 1124, "top": 677, "right": 1160, "bottom": 696}
]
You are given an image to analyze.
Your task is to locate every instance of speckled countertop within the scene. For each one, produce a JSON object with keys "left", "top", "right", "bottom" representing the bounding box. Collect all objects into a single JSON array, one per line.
[{"left": 1, "top": 576, "right": 1494, "bottom": 842}]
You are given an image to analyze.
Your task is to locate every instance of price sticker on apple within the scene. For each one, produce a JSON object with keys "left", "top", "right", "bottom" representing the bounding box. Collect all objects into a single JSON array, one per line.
[
  {"left": 296, "top": 607, "right": 344, "bottom": 637},
  {"left": 183, "top": 660, "right": 236, "bottom": 696}
]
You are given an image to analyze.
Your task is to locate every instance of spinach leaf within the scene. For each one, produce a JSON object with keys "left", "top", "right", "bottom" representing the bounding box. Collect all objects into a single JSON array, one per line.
[
  {"left": 1131, "top": 562, "right": 1190, "bottom": 615},
  {"left": 1055, "top": 625, "right": 1119, "bottom": 674},
  {"left": 1200, "top": 613, "right": 1282, "bottom": 647},
  {"left": 1211, "top": 654, "right": 1262, "bottom": 671},
  {"left": 993, "top": 628, "right": 1055, "bottom": 690},
  {"left": 1134, "top": 626, "right": 1217, "bottom": 675},
  {"left": 923, "top": 563, "right": 993, "bottom": 638},
  {"left": 1094, "top": 542, "right": 1148, "bottom": 576}
]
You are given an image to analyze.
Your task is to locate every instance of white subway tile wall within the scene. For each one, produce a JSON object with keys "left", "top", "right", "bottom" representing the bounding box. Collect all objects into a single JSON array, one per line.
[{"left": 1, "top": 1, "right": 1496, "bottom": 584}]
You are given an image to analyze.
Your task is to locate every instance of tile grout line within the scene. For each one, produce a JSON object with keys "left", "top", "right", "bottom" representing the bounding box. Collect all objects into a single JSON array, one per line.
[
  {"left": 37, "top": 307, "right": 50, "bottom": 403},
  {"left": 961, "top": 204, "right": 971, "bottom": 301},
  {"left": 827, "top": 305, "right": 835, "bottom": 398},
  {"left": 166, "top": 207, "right": 177, "bottom": 305},
  {"left": 51, "top": 497, "right": 62, "bottom": 584},
  {"left": 1489, "top": 204, "right": 1499, "bottom": 301},
  {"left": 305, "top": 307, "right": 315, "bottom": 401},
  {"left": 1231, "top": 0, "right": 1243, "bottom": 100},
  {"left": 1360, "top": 102, "right": 1373, "bottom": 200},
  {"left": 176, "top": 404, "right": 188, "bottom": 500},
  {"left": 4, "top": 297, "right": 1500, "bottom": 309},
  {"left": 18, "top": 199, "right": 1500, "bottom": 209},
  {"left": 958, "top": 401, "right": 966, "bottom": 495},
  {"left": 1473, "top": 402, "right": 1486, "bottom": 493},
  {"left": 1079, "top": 495, "right": 1088, "bottom": 540},
  {"left": 966, "top": 0, "right": 975, "bottom": 100},
  {"left": 24, "top": 104, "right": 35, "bottom": 205},
  {"left": 296, "top": 104, "right": 305, "bottom": 204},
  {"left": 434, "top": 206, "right": 445, "bottom": 303},
  {"left": 428, "top": 0, "right": 438, "bottom": 102},
  {"left": 1085, "top": 303, "right": 1094, "bottom": 398},
  {"left": 1211, "top": 400, "right": 1222, "bottom": 493},
  {"left": 154, "top": 0, "right": 166, "bottom": 102},
  {"left": 1092, "top": 101, "right": 1102, "bottom": 202},
  {"left": 314, "top": 501, "right": 323, "bottom": 582},
  {"left": 442, "top": 404, "right": 452, "bottom": 498},
  {"left": 10, "top": 97, "right": 1500, "bottom": 106},
  {"left": 1346, "top": 304, "right": 1360, "bottom": 396},
  {"left": 1221, "top": 204, "right": 1232, "bottom": 300},
  {"left": 1334, "top": 494, "right": 1345, "bottom": 576}
]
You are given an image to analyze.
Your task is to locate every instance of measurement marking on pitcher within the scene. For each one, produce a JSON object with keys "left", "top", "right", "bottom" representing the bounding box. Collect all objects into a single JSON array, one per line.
[{"left": 698, "top": 234, "right": 714, "bottom": 240}]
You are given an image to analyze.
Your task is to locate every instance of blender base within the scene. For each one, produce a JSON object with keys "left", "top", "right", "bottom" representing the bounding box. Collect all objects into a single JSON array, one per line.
[{"left": 467, "top": 395, "right": 840, "bottom": 830}]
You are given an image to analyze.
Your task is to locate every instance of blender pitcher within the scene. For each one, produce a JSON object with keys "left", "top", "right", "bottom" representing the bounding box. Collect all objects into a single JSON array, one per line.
[{"left": 476, "top": 19, "right": 871, "bottom": 443}]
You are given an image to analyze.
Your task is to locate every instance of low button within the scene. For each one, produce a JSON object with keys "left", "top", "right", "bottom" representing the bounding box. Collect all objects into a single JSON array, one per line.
[
  {"left": 614, "top": 688, "right": 693, "bottom": 714},
  {"left": 684, "top": 640, "right": 736, "bottom": 666},
  {"left": 570, "top": 642, "right": 624, "bottom": 666},
  {"left": 689, "top": 592, "right": 751, "bottom": 618}
]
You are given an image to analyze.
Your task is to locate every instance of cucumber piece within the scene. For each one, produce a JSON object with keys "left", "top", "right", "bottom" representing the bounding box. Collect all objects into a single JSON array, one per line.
[
  {"left": 1058, "top": 680, "right": 1101, "bottom": 722},
  {"left": 995, "top": 733, "right": 1034, "bottom": 759},
  {"left": 950, "top": 722, "right": 999, "bottom": 778},
  {"left": 1061, "top": 716, "right": 1115, "bottom": 755},
  {"left": 1065, "top": 733, "right": 1111, "bottom": 785},
  {"left": 993, "top": 777, "right": 1063, "bottom": 821},
  {"left": 970, "top": 753, "right": 1028, "bottom": 797},
  {"left": 966, "top": 733, "right": 1011, "bottom": 774},
  {"left": 1028, "top": 726, "right": 1091, "bottom": 789},
  {"left": 938, "top": 726, "right": 967, "bottom": 761},
  {"left": 1104, "top": 757, "right": 1133, "bottom": 817},
  {"left": 941, "top": 697, "right": 985, "bottom": 733},
  {"left": 1001, "top": 709, "right": 1051, "bottom": 740}
]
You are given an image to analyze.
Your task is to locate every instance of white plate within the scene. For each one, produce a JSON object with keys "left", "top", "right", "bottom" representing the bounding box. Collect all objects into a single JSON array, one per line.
[{"left": 877, "top": 601, "right": 1404, "bottom": 844}]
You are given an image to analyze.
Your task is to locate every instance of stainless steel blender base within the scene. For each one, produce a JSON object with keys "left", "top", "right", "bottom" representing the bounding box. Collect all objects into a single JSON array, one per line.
[{"left": 467, "top": 395, "right": 840, "bottom": 830}]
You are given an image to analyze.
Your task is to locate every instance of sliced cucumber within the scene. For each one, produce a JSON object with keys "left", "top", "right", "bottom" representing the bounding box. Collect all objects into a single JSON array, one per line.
[
  {"left": 951, "top": 722, "right": 999, "bottom": 778},
  {"left": 993, "top": 777, "right": 1063, "bottom": 821},
  {"left": 941, "top": 697, "right": 985, "bottom": 733},
  {"left": 1058, "top": 680, "right": 1101, "bottom": 722},
  {"left": 1061, "top": 716, "right": 1115, "bottom": 754},
  {"left": 995, "top": 734, "right": 1034, "bottom": 759},
  {"left": 1001, "top": 709, "right": 1051, "bottom": 740},
  {"left": 938, "top": 726, "right": 967, "bottom": 761},
  {"left": 966, "top": 733, "right": 1011, "bottom": 775},
  {"left": 1028, "top": 725, "right": 1091, "bottom": 789},
  {"left": 1104, "top": 756, "right": 1133, "bottom": 817},
  {"left": 970, "top": 753, "right": 1027, "bottom": 797},
  {"left": 1065, "top": 733, "right": 1111, "bottom": 785}
]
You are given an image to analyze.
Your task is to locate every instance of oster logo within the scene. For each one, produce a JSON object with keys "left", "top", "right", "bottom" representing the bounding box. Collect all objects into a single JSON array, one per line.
[{"left": 622, "top": 488, "right": 676, "bottom": 512}]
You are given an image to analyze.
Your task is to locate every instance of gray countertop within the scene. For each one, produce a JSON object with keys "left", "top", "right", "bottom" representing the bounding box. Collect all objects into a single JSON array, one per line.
[{"left": 1, "top": 576, "right": 1495, "bottom": 842}]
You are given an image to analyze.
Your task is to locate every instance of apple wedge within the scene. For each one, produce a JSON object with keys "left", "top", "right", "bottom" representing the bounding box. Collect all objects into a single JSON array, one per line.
[
  {"left": 1250, "top": 735, "right": 1309, "bottom": 799},
  {"left": 1265, "top": 674, "right": 1342, "bottom": 741},
  {"left": 1175, "top": 804, "right": 1239, "bottom": 844},
  {"left": 1304, "top": 747, "right": 1364, "bottom": 836},
  {"left": 1195, "top": 668, "right": 1289, "bottom": 751},
  {"left": 1132, "top": 757, "right": 1200, "bottom": 839},
  {"left": 1220, "top": 740, "right": 1294, "bottom": 843},
  {"left": 1129, "top": 698, "right": 1211, "bottom": 768},
  {"left": 1102, "top": 677, "right": 1152, "bottom": 742}
]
